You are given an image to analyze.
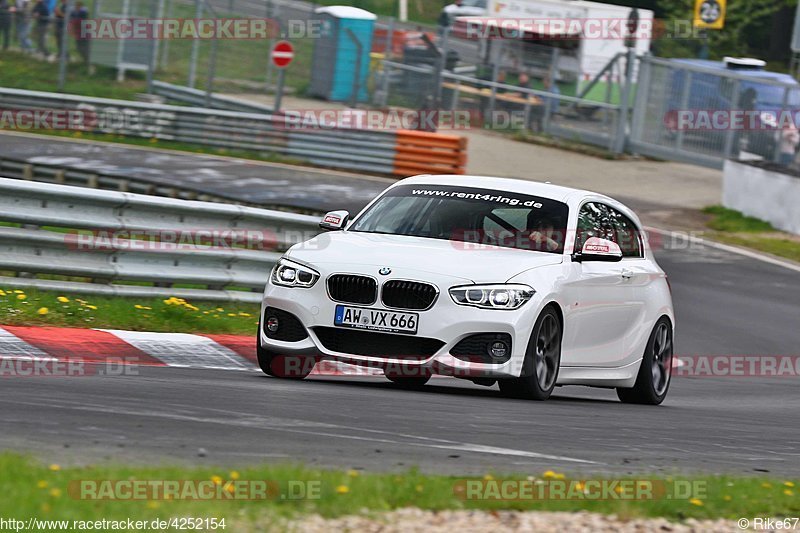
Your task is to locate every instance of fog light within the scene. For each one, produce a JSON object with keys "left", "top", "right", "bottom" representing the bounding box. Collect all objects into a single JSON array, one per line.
[
  {"left": 266, "top": 316, "right": 280, "bottom": 333},
  {"left": 489, "top": 341, "right": 508, "bottom": 359}
]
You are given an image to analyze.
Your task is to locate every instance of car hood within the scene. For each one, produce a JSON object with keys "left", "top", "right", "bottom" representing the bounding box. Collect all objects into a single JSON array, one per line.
[{"left": 288, "top": 231, "right": 563, "bottom": 284}]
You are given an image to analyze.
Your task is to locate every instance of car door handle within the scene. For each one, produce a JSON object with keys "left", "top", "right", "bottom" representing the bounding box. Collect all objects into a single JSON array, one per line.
[{"left": 621, "top": 269, "right": 633, "bottom": 280}]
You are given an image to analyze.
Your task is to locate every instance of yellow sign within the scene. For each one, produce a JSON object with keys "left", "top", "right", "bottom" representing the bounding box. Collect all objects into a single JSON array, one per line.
[{"left": 694, "top": 0, "right": 726, "bottom": 30}]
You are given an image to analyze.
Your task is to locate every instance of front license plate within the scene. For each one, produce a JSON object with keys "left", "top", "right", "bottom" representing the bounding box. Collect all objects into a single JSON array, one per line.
[{"left": 334, "top": 305, "right": 418, "bottom": 335}]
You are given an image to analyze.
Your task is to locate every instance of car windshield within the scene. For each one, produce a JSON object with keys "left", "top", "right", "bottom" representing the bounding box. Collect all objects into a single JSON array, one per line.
[{"left": 350, "top": 184, "right": 570, "bottom": 254}]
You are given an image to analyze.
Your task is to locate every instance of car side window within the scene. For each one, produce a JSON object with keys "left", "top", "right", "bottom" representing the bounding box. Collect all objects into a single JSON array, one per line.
[
  {"left": 575, "top": 202, "right": 615, "bottom": 252},
  {"left": 604, "top": 205, "right": 643, "bottom": 258}
]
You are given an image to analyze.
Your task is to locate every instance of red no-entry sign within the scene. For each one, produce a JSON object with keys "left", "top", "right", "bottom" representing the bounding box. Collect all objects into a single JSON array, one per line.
[{"left": 271, "top": 41, "right": 295, "bottom": 69}]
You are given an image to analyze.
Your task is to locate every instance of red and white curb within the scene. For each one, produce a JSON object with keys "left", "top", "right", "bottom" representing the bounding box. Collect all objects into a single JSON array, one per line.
[
  {"left": 0, "top": 325, "right": 379, "bottom": 376},
  {"left": 0, "top": 325, "right": 686, "bottom": 375}
]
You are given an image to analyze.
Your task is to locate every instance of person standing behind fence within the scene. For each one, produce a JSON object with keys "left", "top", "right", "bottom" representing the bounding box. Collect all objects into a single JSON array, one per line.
[
  {"left": 31, "top": 0, "right": 49, "bottom": 58},
  {"left": 70, "top": 0, "right": 88, "bottom": 65},
  {"left": 15, "top": 0, "right": 33, "bottom": 52},
  {"left": 53, "top": 0, "right": 66, "bottom": 60},
  {"left": 0, "top": 0, "right": 11, "bottom": 51}
]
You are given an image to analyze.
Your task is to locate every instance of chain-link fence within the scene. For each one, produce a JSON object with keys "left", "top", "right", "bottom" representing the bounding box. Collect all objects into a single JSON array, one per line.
[{"left": 630, "top": 56, "right": 800, "bottom": 169}]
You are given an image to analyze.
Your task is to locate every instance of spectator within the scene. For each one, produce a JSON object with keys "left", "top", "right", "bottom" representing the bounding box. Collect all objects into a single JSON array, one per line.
[
  {"left": 778, "top": 123, "right": 799, "bottom": 167},
  {"left": 53, "top": 0, "right": 66, "bottom": 59},
  {"left": 542, "top": 73, "right": 561, "bottom": 115},
  {"left": 31, "top": 0, "right": 49, "bottom": 58},
  {"left": 0, "top": 0, "right": 11, "bottom": 51},
  {"left": 15, "top": 0, "right": 33, "bottom": 52},
  {"left": 437, "top": 0, "right": 462, "bottom": 35},
  {"left": 70, "top": 0, "right": 88, "bottom": 65}
]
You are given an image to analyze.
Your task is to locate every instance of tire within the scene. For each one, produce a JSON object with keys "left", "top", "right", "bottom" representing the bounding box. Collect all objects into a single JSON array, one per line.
[
  {"left": 386, "top": 375, "right": 431, "bottom": 388},
  {"left": 499, "top": 306, "right": 561, "bottom": 401},
  {"left": 617, "top": 317, "right": 673, "bottom": 405},
  {"left": 256, "top": 323, "right": 314, "bottom": 379}
]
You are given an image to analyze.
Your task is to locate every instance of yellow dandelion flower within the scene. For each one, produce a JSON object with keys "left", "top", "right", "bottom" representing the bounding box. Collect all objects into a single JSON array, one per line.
[
  {"left": 49, "top": 488, "right": 62, "bottom": 498},
  {"left": 229, "top": 471, "right": 240, "bottom": 480},
  {"left": 227, "top": 313, "right": 237, "bottom": 317},
  {"left": 13, "top": 290, "right": 24, "bottom": 294},
  {"left": 689, "top": 498, "right": 703, "bottom": 506},
  {"left": 575, "top": 482, "right": 585, "bottom": 491},
  {"left": 37, "top": 307, "right": 49, "bottom": 315},
  {"left": 56, "top": 296, "right": 69, "bottom": 303},
  {"left": 335, "top": 485, "right": 350, "bottom": 494},
  {"left": 0, "top": 290, "right": 6, "bottom": 296},
  {"left": 216, "top": 308, "right": 224, "bottom": 312},
  {"left": 238, "top": 312, "right": 251, "bottom": 317},
  {"left": 415, "top": 484, "right": 424, "bottom": 492},
  {"left": 85, "top": 305, "right": 97, "bottom": 310},
  {"left": 723, "top": 495, "right": 732, "bottom": 501},
  {"left": 483, "top": 474, "right": 494, "bottom": 481},
  {"left": 17, "top": 294, "right": 27, "bottom": 300},
  {"left": 347, "top": 470, "right": 359, "bottom": 477},
  {"left": 785, "top": 481, "right": 796, "bottom": 488},
  {"left": 785, "top": 490, "right": 794, "bottom": 496},
  {"left": 211, "top": 475, "right": 223, "bottom": 485},
  {"left": 146, "top": 501, "right": 160, "bottom": 510},
  {"left": 542, "top": 470, "right": 556, "bottom": 479},
  {"left": 553, "top": 473, "right": 565, "bottom": 480},
  {"left": 37, "top": 480, "right": 48, "bottom": 489},
  {"left": 762, "top": 483, "right": 772, "bottom": 489},
  {"left": 48, "top": 464, "right": 61, "bottom": 472}
]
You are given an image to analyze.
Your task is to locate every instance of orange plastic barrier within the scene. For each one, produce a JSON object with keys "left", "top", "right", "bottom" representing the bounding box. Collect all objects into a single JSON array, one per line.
[{"left": 393, "top": 130, "right": 468, "bottom": 177}]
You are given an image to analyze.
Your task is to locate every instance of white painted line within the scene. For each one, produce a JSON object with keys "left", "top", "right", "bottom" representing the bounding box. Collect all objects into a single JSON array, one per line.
[
  {"left": 647, "top": 226, "right": 800, "bottom": 274},
  {"left": 0, "top": 326, "right": 57, "bottom": 360},
  {"left": 99, "top": 330, "right": 251, "bottom": 370}
]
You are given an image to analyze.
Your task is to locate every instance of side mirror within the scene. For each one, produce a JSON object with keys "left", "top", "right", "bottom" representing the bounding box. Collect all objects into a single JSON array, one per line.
[
  {"left": 573, "top": 237, "right": 623, "bottom": 263},
  {"left": 319, "top": 210, "right": 350, "bottom": 231}
]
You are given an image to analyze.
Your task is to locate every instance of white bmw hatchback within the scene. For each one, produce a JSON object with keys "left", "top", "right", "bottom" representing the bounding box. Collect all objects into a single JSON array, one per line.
[{"left": 259, "top": 176, "right": 674, "bottom": 404}]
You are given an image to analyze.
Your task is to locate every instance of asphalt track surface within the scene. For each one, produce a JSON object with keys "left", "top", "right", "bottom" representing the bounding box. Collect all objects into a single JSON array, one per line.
[
  {"left": 1, "top": 241, "right": 799, "bottom": 476},
  {"left": 0, "top": 133, "right": 389, "bottom": 213}
]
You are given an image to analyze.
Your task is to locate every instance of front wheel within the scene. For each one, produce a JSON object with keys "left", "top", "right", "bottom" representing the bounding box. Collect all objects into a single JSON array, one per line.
[
  {"left": 617, "top": 318, "right": 673, "bottom": 405},
  {"left": 499, "top": 306, "right": 561, "bottom": 401},
  {"left": 256, "top": 325, "right": 315, "bottom": 379}
]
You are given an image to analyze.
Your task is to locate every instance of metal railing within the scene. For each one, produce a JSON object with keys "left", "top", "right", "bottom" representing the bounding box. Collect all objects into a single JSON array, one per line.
[{"left": 0, "top": 177, "right": 320, "bottom": 303}]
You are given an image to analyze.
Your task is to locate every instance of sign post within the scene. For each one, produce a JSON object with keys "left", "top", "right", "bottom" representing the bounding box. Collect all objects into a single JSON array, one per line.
[{"left": 271, "top": 40, "right": 295, "bottom": 111}]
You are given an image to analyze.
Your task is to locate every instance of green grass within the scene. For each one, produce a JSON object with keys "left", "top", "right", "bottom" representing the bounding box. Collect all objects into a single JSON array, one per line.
[
  {"left": 703, "top": 206, "right": 776, "bottom": 233},
  {"left": 0, "top": 289, "right": 259, "bottom": 335},
  {"left": 702, "top": 206, "right": 800, "bottom": 263},
  {"left": 0, "top": 453, "right": 797, "bottom": 527},
  {"left": 0, "top": 51, "right": 145, "bottom": 99}
]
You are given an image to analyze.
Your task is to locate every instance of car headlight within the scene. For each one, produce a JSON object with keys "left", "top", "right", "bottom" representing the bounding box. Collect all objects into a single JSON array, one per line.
[
  {"left": 271, "top": 258, "right": 320, "bottom": 288},
  {"left": 449, "top": 284, "right": 534, "bottom": 310}
]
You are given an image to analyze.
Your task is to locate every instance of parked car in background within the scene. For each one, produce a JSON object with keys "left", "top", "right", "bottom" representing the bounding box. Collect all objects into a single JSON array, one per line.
[{"left": 665, "top": 57, "right": 800, "bottom": 159}]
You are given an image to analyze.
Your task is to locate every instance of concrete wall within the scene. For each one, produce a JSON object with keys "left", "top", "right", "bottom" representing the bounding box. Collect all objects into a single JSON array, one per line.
[{"left": 723, "top": 160, "right": 800, "bottom": 236}]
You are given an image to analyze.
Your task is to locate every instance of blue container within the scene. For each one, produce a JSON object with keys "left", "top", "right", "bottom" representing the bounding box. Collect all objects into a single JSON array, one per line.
[{"left": 310, "top": 6, "right": 376, "bottom": 103}]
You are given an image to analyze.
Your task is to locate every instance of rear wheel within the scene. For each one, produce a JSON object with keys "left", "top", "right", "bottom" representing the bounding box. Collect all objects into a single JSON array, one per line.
[
  {"left": 499, "top": 306, "right": 561, "bottom": 401},
  {"left": 617, "top": 318, "right": 673, "bottom": 405}
]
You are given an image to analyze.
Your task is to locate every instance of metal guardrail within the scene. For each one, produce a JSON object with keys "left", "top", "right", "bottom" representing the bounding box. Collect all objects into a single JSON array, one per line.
[
  {"left": 0, "top": 87, "right": 468, "bottom": 176},
  {"left": 151, "top": 81, "right": 276, "bottom": 114},
  {"left": 0, "top": 177, "right": 321, "bottom": 303}
]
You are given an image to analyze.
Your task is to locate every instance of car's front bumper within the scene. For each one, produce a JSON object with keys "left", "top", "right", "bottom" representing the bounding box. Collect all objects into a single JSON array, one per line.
[{"left": 259, "top": 276, "right": 542, "bottom": 380}]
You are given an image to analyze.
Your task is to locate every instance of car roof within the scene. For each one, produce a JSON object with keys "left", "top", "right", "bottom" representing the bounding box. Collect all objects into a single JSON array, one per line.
[
  {"left": 670, "top": 59, "right": 798, "bottom": 84},
  {"left": 396, "top": 174, "right": 610, "bottom": 204}
]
